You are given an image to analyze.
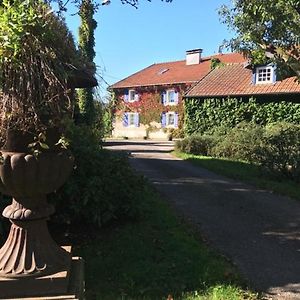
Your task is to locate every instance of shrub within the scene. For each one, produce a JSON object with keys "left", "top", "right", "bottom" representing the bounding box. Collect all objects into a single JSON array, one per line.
[
  {"left": 50, "top": 124, "right": 144, "bottom": 228},
  {"left": 177, "top": 122, "right": 263, "bottom": 161},
  {"left": 175, "top": 135, "right": 217, "bottom": 156},
  {"left": 212, "top": 122, "right": 264, "bottom": 162},
  {"left": 179, "top": 120, "right": 300, "bottom": 181},
  {"left": 255, "top": 122, "right": 300, "bottom": 179},
  {"left": 169, "top": 128, "right": 185, "bottom": 139},
  {"left": 204, "top": 124, "right": 231, "bottom": 137}
]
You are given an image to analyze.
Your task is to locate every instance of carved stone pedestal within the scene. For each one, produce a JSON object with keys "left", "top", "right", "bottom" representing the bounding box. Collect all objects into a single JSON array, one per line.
[
  {"left": 0, "top": 151, "right": 84, "bottom": 299},
  {"left": 0, "top": 219, "right": 71, "bottom": 277},
  {"left": 0, "top": 247, "right": 85, "bottom": 300}
]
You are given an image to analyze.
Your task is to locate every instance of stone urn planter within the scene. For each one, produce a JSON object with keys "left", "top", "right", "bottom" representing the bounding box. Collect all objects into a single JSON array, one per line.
[{"left": 0, "top": 149, "right": 74, "bottom": 278}]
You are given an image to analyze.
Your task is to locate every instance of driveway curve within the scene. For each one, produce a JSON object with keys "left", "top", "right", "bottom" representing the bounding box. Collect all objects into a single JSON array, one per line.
[{"left": 105, "top": 139, "right": 300, "bottom": 300}]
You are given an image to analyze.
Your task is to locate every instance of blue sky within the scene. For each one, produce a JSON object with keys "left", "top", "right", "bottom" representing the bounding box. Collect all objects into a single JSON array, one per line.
[{"left": 64, "top": 0, "right": 234, "bottom": 98}]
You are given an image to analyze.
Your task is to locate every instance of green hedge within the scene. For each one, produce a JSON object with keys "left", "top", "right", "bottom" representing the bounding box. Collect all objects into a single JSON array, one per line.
[
  {"left": 184, "top": 98, "right": 300, "bottom": 136},
  {"left": 176, "top": 122, "right": 300, "bottom": 180},
  {"left": 256, "top": 122, "right": 300, "bottom": 179},
  {"left": 176, "top": 135, "right": 217, "bottom": 156}
]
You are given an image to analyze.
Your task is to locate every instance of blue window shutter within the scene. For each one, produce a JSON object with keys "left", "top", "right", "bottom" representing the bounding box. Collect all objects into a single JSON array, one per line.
[
  {"left": 252, "top": 70, "right": 257, "bottom": 85},
  {"left": 123, "top": 113, "right": 128, "bottom": 127},
  {"left": 124, "top": 90, "right": 129, "bottom": 102},
  {"left": 174, "top": 113, "right": 179, "bottom": 128},
  {"left": 161, "top": 112, "right": 166, "bottom": 128},
  {"left": 161, "top": 91, "right": 167, "bottom": 105},
  {"left": 134, "top": 113, "right": 140, "bottom": 127},
  {"left": 174, "top": 91, "right": 179, "bottom": 104}
]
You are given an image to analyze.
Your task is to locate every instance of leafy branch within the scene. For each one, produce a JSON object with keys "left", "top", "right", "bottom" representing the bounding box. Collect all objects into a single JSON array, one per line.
[
  {"left": 0, "top": 0, "right": 86, "bottom": 148},
  {"left": 219, "top": 0, "right": 300, "bottom": 79}
]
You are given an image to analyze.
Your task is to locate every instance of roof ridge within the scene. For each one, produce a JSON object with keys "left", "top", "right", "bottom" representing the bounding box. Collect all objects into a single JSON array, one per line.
[
  {"left": 154, "top": 57, "right": 211, "bottom": 65},
  {"left": 142, "top": 52, "right": 244, "bottom": 66},
  {"left": 153, "top": 59, "right": 184, "bottom": 65}
]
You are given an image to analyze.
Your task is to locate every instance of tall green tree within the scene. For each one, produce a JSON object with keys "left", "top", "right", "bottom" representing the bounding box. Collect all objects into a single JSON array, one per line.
[
  {"left": 78, "top": 0, "right": 97, "bottom": 125},
  {"left": 219, "top": 0, "right": 300, "bottom": 79},
  {"left": 75, "top": 0, "right": 172, "bottom": 125}
]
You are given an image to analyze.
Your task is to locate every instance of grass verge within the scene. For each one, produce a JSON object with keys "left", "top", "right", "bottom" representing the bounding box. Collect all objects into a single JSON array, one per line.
[
  {"left": 72, "top": 185, "right": 258, "bottom": 300},
  {"left": 174, "top": 151, "right": 300, "bottom": 201}
]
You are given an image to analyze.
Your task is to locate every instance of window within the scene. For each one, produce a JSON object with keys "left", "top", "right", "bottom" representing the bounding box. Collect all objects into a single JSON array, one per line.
[
  {"left": 158, "top": 68, "right": 169, "bottom": 75},
  {"left": 161, "top": 89, "right": 179, "bottom": 106},
  {"left": 128, "top": 89, "right": 138, "bottom": 102},
  {"left": 166, "top": 112, "right": 175, "bottom": 126},
  {"left": 167, "top": 90, "right": 176, "bottom": 105},
  {"left": 128, "top": 112, "right": 136, "bottom": 126},
  {"left": 161, "top": 112, "right": 178, "bottom": 128},
  {"left": 255, "top": 66, "right": 275, "bottom": 84},
  {"left": 123, "top": 112, "right": 139, "bottom": 127}
]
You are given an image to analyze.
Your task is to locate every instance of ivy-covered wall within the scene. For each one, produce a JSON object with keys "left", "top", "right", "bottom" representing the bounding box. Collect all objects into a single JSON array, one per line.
[
  {"left": 114, "top": 85, "right": 187, "bottom": 138},
  {"left": 184, "top": 97, "right": 300, "bottom": 136}
]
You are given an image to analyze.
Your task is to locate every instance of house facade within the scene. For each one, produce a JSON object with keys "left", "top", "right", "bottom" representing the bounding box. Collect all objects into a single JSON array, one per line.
[{"left": 110, "top": 49, "right": 245, "bottom": 139}]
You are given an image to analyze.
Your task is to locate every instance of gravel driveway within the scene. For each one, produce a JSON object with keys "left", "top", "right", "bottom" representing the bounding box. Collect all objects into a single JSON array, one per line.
[{"left": 105, "top": 139, "right": 300, "bottom": 299}]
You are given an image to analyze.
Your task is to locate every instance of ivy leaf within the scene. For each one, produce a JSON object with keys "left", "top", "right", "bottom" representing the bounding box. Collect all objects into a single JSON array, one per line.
[{"left": 39, "top": 142, "right": 49, "bottom": 150}]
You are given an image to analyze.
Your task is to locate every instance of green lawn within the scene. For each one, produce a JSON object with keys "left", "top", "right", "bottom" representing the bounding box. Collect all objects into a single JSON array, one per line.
[
  {"left": 72, "top": 186, "right": 258, "bottom": 300},
  {"left": 174, "top": 151, "right": 300, "bottom": 201}
]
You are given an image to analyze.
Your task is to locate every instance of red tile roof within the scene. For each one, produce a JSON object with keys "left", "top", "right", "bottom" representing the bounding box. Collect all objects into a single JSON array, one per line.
[
  {"left": 186, "top": 63, "right": 300, "bottom": 97},
  {"left": 110, "top": 53, "right": 246, "bottom": 89}
]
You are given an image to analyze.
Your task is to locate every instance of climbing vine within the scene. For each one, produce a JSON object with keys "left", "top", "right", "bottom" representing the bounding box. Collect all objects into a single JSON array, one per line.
[
  {"left": 185, "top": 98, "right": 300, "bottom": 136},
  {"left": 77, "top": 0, "right": 97, "bottom": 125},
  {"left": 115, "top": 86, "right": 185, "bottom": 137},
  {"left": 210, "top": 58, "right": 225, "bottom": 70}
]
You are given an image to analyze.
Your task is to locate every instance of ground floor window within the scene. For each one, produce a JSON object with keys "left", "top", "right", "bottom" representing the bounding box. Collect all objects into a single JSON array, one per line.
[
  {"left": 166, "top": 112, "right": 175, "bottom": 126},
  {"left": 161, "top": 112, "right": 178, "bottom": 128},
  {"left": 123, "top": 112, "right": 140, "bottom": 127}
]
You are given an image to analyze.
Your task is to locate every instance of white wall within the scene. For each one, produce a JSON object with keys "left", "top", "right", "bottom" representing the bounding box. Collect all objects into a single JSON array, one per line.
[{"left": 112, "top": 119, "right": 169, "bottom": 139}]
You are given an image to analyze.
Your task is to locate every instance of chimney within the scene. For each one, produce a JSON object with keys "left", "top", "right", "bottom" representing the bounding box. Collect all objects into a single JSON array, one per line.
[{"left": 186, "top": 49, "right": 203, "bottom": 65}]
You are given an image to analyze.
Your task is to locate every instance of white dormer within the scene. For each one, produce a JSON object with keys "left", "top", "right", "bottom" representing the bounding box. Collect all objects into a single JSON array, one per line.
[{"left": 254, "top": 65, "right": 276, "bottom": 84}]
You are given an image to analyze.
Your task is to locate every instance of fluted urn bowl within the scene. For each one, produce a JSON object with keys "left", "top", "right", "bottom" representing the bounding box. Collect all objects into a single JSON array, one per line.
[
  {"left": 0, "top": 150, "right": 74, "bottom": 278},
  {"left": 0, "top": 151, "right": 73, "bottom": 196}
]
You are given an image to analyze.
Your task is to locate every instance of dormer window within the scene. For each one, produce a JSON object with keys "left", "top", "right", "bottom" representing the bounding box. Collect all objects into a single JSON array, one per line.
[{"left": 255, "top": 66, "right": 275, "bottom": 84}]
